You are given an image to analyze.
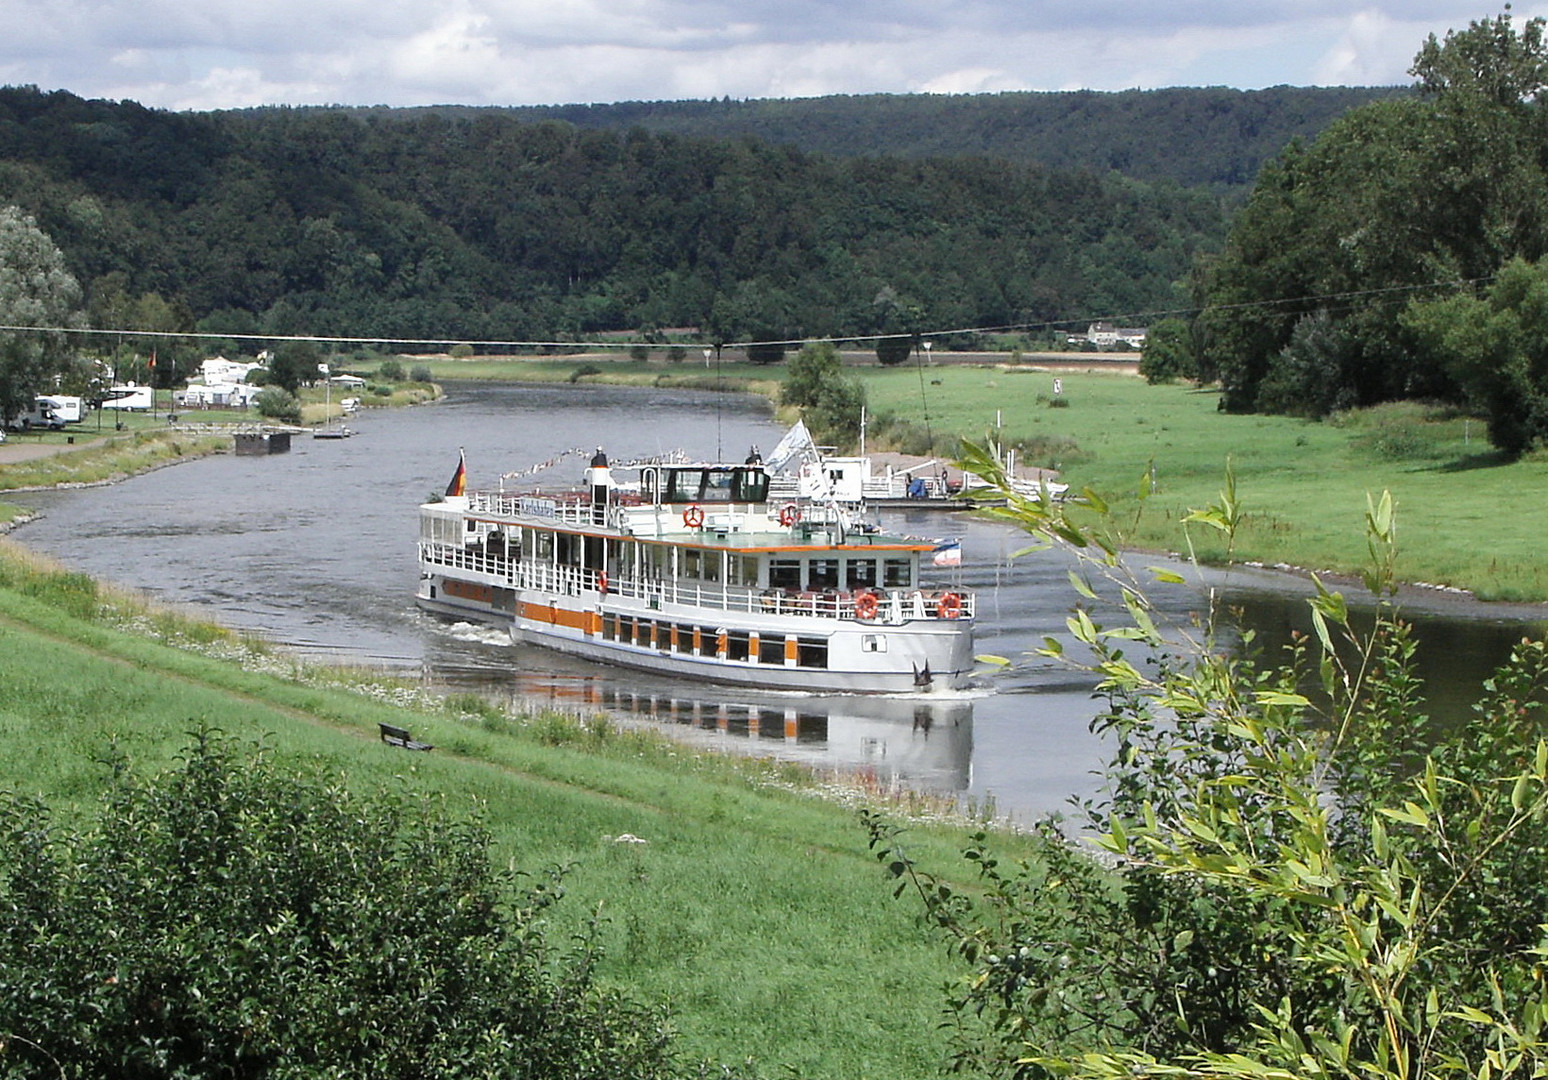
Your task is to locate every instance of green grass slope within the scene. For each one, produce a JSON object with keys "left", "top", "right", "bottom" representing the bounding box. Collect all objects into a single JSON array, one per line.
[{"left": 0, "top": 544, "right": 1016, "bottom": 1078}]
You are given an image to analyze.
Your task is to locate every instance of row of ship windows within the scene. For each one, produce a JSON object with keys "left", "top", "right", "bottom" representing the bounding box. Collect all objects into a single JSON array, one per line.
[{"left": 599, "top": 613, "right": 830, "bottom": 669}]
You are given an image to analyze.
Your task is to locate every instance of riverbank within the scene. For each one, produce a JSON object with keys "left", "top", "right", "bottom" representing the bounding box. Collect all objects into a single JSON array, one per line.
[
  {"left": 0, "top": 378, "right": 444, "bottom": 516},
  {"left": 0, "top": 537, "right": 1009, "bottom": 1077}
]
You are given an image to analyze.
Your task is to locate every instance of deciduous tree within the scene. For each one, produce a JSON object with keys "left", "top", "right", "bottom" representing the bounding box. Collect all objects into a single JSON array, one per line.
[{"left": 0, "top": 205, "right": 82, "bottom": 424}]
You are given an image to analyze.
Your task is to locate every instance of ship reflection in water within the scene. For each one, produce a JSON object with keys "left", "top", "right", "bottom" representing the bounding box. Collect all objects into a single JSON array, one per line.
[{"left": 421, "top": 621, "right": 976, "bottom": 802}]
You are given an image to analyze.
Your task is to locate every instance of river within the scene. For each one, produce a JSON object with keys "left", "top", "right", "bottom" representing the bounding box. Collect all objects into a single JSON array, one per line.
[{"left": 13, "top": 381, "right": 1548, "bottom": 823}]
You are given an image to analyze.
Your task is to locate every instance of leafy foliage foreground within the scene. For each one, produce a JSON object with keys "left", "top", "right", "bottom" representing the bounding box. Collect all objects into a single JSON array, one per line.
[
  {"left": 871, "top": 446, "right": 1548, "bottom": 1079},
  {"left": 0, "top": 730, "right": 680, "bottom": 1080}
]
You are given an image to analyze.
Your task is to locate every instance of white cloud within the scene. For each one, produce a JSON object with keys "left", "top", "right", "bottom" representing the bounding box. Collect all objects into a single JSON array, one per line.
[{"left": 4, "top": 1, "right": 1548, "bottom": 108}]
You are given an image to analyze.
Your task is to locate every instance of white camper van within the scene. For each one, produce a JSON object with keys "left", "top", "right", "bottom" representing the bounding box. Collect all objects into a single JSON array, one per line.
[
  {"left": 8, "top": 398, "right": 64, "bottom": 431},
  {"left": 37, "top": 395, "right": 83, "bottom": 424}
]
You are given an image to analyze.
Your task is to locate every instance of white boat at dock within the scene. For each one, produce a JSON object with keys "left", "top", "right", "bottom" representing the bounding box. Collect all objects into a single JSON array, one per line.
[
  {"left": 764, "top": 420, "right": 1067, "bottom": 510},
  {"left": 416, "top": 448, "right": 975, "bottom": 693}
]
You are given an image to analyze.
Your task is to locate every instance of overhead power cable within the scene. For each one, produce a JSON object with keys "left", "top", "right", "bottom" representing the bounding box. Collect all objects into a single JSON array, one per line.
[{"left": 0, "top": 273, "right": 1494, "bottom": 354}]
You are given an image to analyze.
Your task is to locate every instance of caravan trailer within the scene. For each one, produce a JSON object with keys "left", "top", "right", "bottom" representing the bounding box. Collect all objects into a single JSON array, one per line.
[{"left": 101, "top": 385, "right": 154, "bottom": 412}]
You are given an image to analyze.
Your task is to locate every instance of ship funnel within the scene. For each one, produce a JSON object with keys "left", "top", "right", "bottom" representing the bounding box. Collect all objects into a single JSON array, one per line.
[{"left": 585, "top": 447, "right": 612, "bottom": 524}]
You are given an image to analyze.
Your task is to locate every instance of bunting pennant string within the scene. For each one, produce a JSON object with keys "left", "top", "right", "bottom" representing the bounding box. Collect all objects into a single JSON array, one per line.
[
  {"left": 496, "top": 447, "right": 696, "bottom": 486},
  {"left": 498, "top": 447, "right": 590, "bottom": 483}
]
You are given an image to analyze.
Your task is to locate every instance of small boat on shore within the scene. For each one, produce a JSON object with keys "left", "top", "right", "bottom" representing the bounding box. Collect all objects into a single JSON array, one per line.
[{"left": 415, "top": 448, "right": 975, "bottom": 693}]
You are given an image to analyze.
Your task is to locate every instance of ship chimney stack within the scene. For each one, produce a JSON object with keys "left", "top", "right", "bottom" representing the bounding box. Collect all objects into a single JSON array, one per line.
[{"left": 586, "top": 447, "right": 611, "bottom": 524}]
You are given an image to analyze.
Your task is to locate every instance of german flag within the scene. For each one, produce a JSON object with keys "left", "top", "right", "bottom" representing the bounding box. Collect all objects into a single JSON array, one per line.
[{"left": 445, "top": 451, "right": 467, "bottom": 498}]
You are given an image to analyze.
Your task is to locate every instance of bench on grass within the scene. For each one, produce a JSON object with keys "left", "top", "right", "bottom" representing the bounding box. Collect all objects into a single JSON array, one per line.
[{"left": 378, "top": 722, "right": 433, "bottom": 751}]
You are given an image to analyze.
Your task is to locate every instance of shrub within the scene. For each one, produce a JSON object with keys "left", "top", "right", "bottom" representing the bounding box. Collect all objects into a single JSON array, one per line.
[
  {"left": 0, "top": 731, "right": 682, "bottom": 1079},
  {"left": 410, "top": 364, "right": 433, "bottom": 383},
  {"left": 569, "top": 363, "right": 602, "bottom": 383},
  {"left": 252, "top": 387, "right": 301, "bottom": 423},
  {"left": 872, "top": 455, "right": 1548, "bottom": 1080},
  {"left": 376, "top": 358, "right": 405, "bottom": 381},
  {"left": 874, "top": 337, "right": 913, "bottom": 366},
  {"left": 448, "top": 344, "right": 473, "bottom": 359},
  {"left": 745, "top": 342, "right": 787, "bottom": 365}
]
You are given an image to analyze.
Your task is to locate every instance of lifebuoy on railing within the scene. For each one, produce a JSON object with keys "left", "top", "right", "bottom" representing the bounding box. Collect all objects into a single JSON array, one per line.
[
  {"left": 778, "top": 503, "right": 801, "bottom": 527},
  {"left": 936, "top": 592, "right": 963, "bottom": 619},
  {"left": 683, "top": 504, "right": 705, "bottom": 528},
  {"left": 854, "top": 591, "right": 879, "bottom": 620},
  {"left": 597, "top": 570, "right": 609, "bottom": 595}
]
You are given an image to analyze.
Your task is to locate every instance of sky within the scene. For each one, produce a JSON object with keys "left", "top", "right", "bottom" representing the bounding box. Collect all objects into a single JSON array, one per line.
[{"left": 0, "top": 2, "right": 1542, "bottom": 112}]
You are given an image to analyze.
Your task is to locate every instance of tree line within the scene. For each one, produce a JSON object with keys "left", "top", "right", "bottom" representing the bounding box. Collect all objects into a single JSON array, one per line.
[
  {"left": 481, "top": 85, "right": 1403, "bottom": 193},
  {"left": 0, "top": 85, "right": 1230, "bottom": 365}
]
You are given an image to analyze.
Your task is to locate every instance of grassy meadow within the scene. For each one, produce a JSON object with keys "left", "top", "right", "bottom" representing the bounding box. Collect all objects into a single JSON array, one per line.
[
  {"left": 0, "top": 540, "right": 1015, "bottom": 1079},
  {"left": 861, "top": 364, "right": 1546, "bottom": 600}
]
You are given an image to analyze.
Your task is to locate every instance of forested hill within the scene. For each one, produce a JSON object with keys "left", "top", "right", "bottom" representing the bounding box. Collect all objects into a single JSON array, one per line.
[
  {"left": 400, "top": 87, "right": 1406, "bottom": 192},
  {"left": 2, "top": 84, "right": 1259, "bottom": 349}
]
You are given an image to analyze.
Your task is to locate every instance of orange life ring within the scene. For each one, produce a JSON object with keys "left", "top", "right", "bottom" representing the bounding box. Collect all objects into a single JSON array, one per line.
[
  {"left": 854, "top": 591, "right": 879, "bottom": 620},
  {"left": 683, "top": 504, "right": 705, "bottom": 528},
  {"left": 936, "top": 592, "right": 962, "bottom": 619},
  {"left": 597, "top": 570, "right": 609, "bottom": 595},
  {"left": 778, "top": 503, "right": 801, "bottom": 527}
]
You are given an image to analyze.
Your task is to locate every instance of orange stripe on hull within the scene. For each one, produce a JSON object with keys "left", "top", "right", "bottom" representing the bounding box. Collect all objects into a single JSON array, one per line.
[{"left": 518, "top": 600, "right": 598, "bottom": 634}]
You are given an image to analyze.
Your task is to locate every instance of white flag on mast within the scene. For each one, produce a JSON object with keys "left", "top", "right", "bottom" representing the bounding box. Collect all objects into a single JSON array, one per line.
[{"left": 763, "top": 420, "right": 816, "bottom": 474}]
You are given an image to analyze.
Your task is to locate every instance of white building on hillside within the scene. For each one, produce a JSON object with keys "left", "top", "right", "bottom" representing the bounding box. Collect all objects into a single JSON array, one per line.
[{"left": 1067, "top": 322, "right": 1148, "bottom": 349}]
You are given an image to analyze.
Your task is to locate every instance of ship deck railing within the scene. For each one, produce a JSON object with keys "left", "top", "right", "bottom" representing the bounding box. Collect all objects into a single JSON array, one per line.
[
  {"left": 471, "top": 491, "right": 766, "bottom": 534},
  {"left": 421, "top": 542, "right": 973, "bottom": 623}
]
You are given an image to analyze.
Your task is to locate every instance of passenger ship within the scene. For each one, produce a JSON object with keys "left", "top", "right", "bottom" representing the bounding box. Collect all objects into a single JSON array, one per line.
[{"left": 416, "top": 450, "right": 975, "bottom": 693}]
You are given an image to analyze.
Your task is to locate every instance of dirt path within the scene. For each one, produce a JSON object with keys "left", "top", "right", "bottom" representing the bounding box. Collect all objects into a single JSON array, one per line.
[{"left": 0, "top": 435, "right": 105, "bottom": 465}]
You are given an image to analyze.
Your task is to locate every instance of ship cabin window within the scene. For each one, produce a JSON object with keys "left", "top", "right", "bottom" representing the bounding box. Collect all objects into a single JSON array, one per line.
[
  {"left": 678, "top": 547, "right": 725, "bottom": 584},
  {"left": 532, "top": 528, "right": 554, "bottom": 562},
  {"left": 423, "top": 514, "right": 464, "bottom": 545},
  {"left": 734, "top": 468, "right": 769, "bottom": 503},
  {"left": 728, "top": 555, "right": 758, "bottom": 587},
  {"left": 680, "top": 547, "right": 702, "bottom": 580},
  {"left": 883, "top": 558, "right": 914, "bottom": 588},
  {"left": 642, "top": 544, "right": 668, "bottom": 579},
  {"left": 768, "top": 559, "right": 801, "bottom": 591},
  {"left": 846, "top": 558, "right": 879, "bottom": 591},
  {"left": 759, "top": 636, "right": 786, "bottom": 665},
  {"left": 653, "top": 466, "right": 770, "bottom": 504},
  {"left": 556, "top": 532, "right": 581, "bottom": 566},
  {"left": 797, "top": 637, "right": 829, "bottom": 668},
  {"left": 808, "top": 558, "right": 840, "bottom": 591},
  {"left": 667, "top": 469, "right": 704, "bottom": 503},
  {"left": 704, "top": 469, "right": 735, "bottom": 501}
]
